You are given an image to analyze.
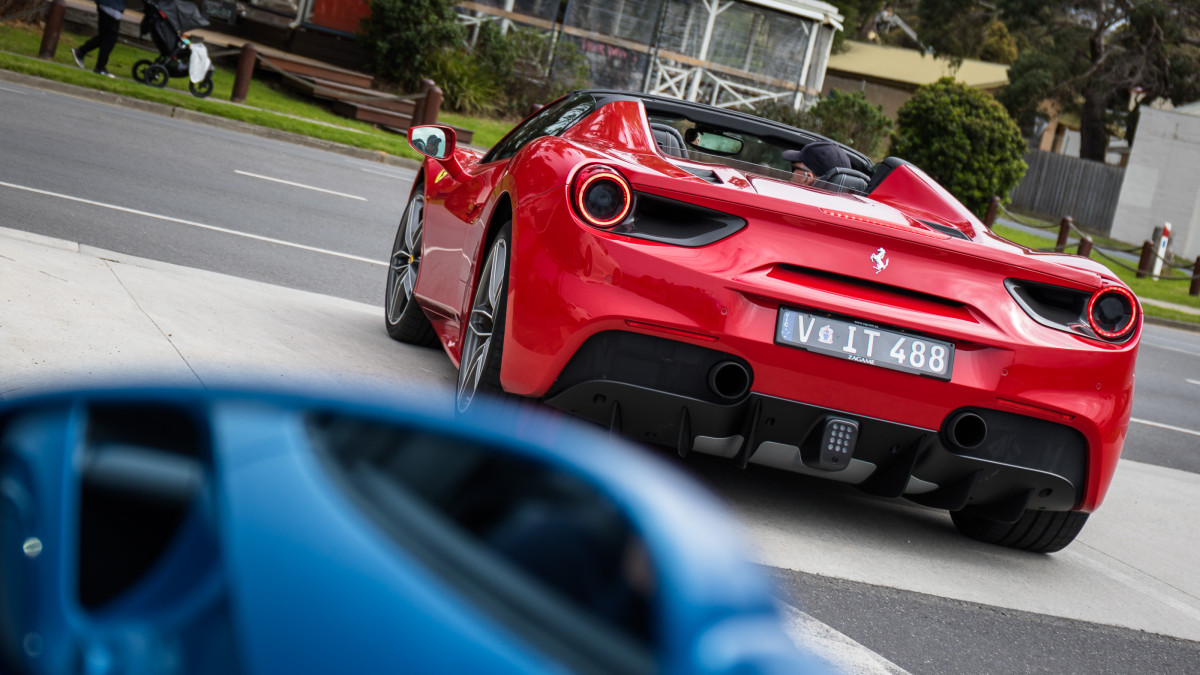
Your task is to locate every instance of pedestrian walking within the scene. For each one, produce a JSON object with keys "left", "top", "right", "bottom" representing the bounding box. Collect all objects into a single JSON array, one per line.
[{"left": 71, "top": 0, "right": 126, "bottom": 78}]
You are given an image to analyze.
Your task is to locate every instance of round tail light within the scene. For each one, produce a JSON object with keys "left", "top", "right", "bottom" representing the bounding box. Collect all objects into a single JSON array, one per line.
[
  {"left": 1087, "top": 285, "right": 1138, "bottom": 341},
  {"left": 572, "top": 165, "right": 632, "bottom": 228}
]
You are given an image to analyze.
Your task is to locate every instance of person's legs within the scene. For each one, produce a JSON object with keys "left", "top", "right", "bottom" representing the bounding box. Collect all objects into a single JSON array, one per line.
[
  {"left": 93, "top": 12, "right": 121, "bottom": 73},
  {"left": 74, "top": 30, "right": 103, "bottom": 60}
]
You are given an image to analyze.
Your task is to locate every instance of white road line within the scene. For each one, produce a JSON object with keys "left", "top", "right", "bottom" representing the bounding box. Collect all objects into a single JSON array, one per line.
[
  {"left": 777, "top": 601, "right": 911, "bottom": 674},
  {"left": 0, "top": 85, "right": 28, "bottom": 95},
  {"left": 1131, "top": 417, "right": 1200, "bottom": 437},
  {"left": 1187, "top": 379, "right": 1200, "bottom": 387},
  {"left": 1062, "top": 547, "right": 1200, "bottom": 626},
  {"left": 1145, "top": 342, "right": 1200, "bottom": 359},
  {"left": 358, "top": 166, "right": 409, "bottom": 178},
  {"left": 234, "top": 170, "right": 367, "bottom": 201},
  {"left": 0, "top": 181, "right": 386, "bottom": 266}
]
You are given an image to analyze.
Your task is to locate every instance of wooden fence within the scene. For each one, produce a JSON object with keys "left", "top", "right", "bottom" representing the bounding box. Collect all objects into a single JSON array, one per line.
[{"left": 1008, "top": 150, "right": 1125, "bottom": 234}]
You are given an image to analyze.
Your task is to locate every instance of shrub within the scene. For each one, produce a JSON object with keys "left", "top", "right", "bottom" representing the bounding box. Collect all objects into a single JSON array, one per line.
[
  {"left": 436, "top": 24, "right": 589, "bottom": 117},
  {"left": 357, "top": 0, "right": 463, "bottom": 91},
  {"left": 890, "top": 77, "right": 1027, "bottom": 217},
  {"left": 754, "top": 90, "right": 894, "bottom": 160},
  {"left": 429, "top": 45, "right": 503, "bottom": 115}
]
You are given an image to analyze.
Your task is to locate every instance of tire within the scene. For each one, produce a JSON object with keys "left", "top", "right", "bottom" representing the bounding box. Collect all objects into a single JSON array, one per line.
[
  {"left": 145, "top": 64, "right": 169, "bottom": 89},
  {"left": 384, "top": 187, "right": 437, "bottom": 346},
  {"left": 951, "top": 508, "right": 1088, "bottom": 553},
  {"left": 456, "top": 223, "right": 514, "bottom": 414},
  {"left": 189, "top": 74, "right": 214, "bottom": 98},
  {"left": 132, "top": 59, "right": 153, "bottom": 83}
]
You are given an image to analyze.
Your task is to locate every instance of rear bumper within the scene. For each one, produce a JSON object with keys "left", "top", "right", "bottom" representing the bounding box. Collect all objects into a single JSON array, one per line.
[{"left": 543, "top": 331, "right": 1087, "bottom": 519}]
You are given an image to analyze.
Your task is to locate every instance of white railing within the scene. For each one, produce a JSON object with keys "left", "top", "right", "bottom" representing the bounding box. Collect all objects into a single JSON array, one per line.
[{"left": 650, "top": 61, "right": 796, "bottom": 109}]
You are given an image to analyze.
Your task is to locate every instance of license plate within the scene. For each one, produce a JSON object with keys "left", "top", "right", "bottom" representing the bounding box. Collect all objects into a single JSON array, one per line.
[{"left": 776, "top": 308, "right": 955, "bottom": 380}]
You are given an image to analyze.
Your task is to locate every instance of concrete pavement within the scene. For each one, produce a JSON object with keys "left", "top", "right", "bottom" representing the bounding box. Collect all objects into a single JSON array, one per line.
[{"left": 0, "top": 225, "right": 456, "bottom": 400}]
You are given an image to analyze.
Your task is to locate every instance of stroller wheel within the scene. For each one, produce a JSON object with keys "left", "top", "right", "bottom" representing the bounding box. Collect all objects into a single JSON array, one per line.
[
  {"left": 132, "top": 59, "right": 153, "bottom": 83},
  {"left": 189, "top": 74, "right": 214, "bottom": 98},
  {"left": 145, "top": 64, "right": 169, "bottom": 88}
]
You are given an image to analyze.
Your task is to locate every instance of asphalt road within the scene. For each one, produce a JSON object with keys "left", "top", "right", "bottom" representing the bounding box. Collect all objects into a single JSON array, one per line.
[
  {"left": 4, "top": 78, "right": 1199, "bottom": 673},
  {"left": 0, "top": 76, "right": 408, "bottom": 306}
]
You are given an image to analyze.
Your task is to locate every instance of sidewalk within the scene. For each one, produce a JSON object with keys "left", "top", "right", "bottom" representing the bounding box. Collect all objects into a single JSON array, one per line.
[{"left": 0, "top": 226, "right": 456, "bottom": 400}]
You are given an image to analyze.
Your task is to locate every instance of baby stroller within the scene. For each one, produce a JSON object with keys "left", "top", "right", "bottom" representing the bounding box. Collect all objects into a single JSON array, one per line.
[{"left": 132, "top": 0, "right": 214, "bottom": 97}]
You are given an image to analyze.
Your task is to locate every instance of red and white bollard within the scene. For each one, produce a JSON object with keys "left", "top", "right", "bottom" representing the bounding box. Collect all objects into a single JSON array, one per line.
[{"left": 1152, "top": 222, "right": 1171, "bottom": 280}]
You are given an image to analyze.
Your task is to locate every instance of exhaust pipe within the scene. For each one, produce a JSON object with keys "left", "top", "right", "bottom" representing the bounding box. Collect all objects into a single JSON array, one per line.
[
  {"left": 708, "top": 361, "right": 751, "bottom": 400},
  {"left": 945, "top": 411, "right": 987, "bottom": 451}
]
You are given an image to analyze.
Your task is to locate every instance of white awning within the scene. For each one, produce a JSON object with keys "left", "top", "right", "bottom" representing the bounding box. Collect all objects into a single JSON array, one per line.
[{"left": 739, "top": 0, "right": 843, "bottom": 30}]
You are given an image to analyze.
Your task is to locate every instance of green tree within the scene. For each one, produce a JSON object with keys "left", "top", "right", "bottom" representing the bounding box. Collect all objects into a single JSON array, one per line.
[
  {"left": 928, "top": 0, "right": 1200, "bottom": 162},
  {"left": 757, "top": 90, "right": 894, "bottom": 159},
  {"left": 825, "top": 0, "right": 887, "bottom": 50},
  {"left": 357, "top": 0, "right": 464, "bottom": 91},
  {"left": 890, "top": 77, "right": 1027, "bottom": 217},
  {"left": 979, "top": 19, "right": 1018, "bottom": 64}
]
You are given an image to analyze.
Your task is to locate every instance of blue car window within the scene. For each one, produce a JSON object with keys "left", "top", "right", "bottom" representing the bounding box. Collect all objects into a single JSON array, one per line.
[{"left": 306, "top": 412, "right": 655, "bottom": 675}]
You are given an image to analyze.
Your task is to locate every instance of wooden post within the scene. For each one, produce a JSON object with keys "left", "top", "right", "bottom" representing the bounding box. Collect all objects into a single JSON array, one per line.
[
  {"left": 1137, "top": 241, "right": 1155, "bottom": 279},
  {"left": 38, "top": 0, "right": 68, "bottom": 60},
  {"left": 983, "top": 196, "right": 1000, "bottom": 228},
  {"left": 1077, "top": 236, "right": 1093, "bottom": 258},
  {"left": 1191, "top": 256, "right": 1200, "bottom": 297},
  {"left": 1056, "top": 216, "right": 1072, "bottom": 252},
  {"left": 421, "top": 83, "right": 443, "bottom": 127},
  {"left": 231, "top": 43, "right": 257, "bottom": 103},
  {"left": 412, "top": 79, "right": 436, "bottom": 127}
]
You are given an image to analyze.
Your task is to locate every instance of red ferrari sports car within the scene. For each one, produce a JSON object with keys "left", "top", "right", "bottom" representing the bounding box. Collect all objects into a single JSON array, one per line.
[{"left": 385, "top": 90, "right": 1140, "bottom": 553}]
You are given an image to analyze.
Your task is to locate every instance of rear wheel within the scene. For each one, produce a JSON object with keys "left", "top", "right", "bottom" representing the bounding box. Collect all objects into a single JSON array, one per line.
[
  {"left": 384, "top": 187, "right": 437, "bottom": 346},
  {"left": 132, "top": 59, "right": 153, "bottom": 82},
  {"left": 145, "top": 64, "right": 169, "bottom": 88},
  {"left": 456, "top": 223, "right": 513, "bottom": 414},
  {"left": 951, "top": 508, "right": 1088, "bottom": 553},
  {"left": 189, "top": 74, "right": 213, "bottom": 98}
]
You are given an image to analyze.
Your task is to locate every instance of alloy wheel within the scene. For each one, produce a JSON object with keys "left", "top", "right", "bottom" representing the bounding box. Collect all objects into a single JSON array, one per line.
[{"left": 456, "top": 238, "right": 508, "bottom": 413}]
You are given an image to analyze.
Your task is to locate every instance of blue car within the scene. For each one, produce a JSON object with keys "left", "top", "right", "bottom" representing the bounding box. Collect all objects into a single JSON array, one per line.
[{"left": 0, "top": 386, "right": 823, "bottom": 674}]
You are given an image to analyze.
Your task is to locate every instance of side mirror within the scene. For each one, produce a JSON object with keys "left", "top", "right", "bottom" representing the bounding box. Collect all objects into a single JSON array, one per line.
[
  {"left": 408, "top": 125, "right": 468, "bottom": 181},
  {"left": 0, "top": 386, "right": 821, "bottom": 674},
  {"left": 408, "top": 125, "right": 455, "bottom": 160}
]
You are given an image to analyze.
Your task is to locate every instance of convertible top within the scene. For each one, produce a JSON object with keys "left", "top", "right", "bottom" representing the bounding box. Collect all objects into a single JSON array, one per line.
[{"left": 582, "top": 90, "right": 876, "bottom": 175}]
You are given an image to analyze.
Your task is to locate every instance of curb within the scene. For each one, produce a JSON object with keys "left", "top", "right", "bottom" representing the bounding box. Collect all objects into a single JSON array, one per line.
[
  {"left": 0, "top": 68, "right": 422, "bottom": 170},
  {"left": 1143, "top": 315, "right": 1200, "bottom": 334}
]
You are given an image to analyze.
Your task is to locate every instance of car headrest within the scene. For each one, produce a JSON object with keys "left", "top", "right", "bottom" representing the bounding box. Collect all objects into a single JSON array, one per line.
[
  {"left": 649, "top": 123, "right": 685, "bottom": 157},
  {"left": 820, "top": 166, "right": 871, "bottom": 194}
]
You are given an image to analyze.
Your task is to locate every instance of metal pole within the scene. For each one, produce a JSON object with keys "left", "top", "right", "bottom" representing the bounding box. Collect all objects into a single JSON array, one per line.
[
  {"left": 687, "top": 0, "right": 723, "bottom": 101},
  {"left": 231, "top": 43, "right": 257, "bottom": 103},
  {"left": 641, "top": 0, "right": 669, "bottom": 93},
  {"left": 1056, "top": 216, "right": 1072, "bottom": 251},
  {"left": 794, "top": 21, "right": 817, "bottom": 109},
  {"left": 38, "top": 0, "right": 67, "bottom": 60}
]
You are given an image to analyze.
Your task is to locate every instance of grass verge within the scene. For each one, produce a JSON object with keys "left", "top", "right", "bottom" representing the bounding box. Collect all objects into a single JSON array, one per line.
[
  {"left": 0, "top": 21, "right": 512, "bottom": 157},
  {"left": 992, "top": 223, "right": 1200, "bottom": 325}
]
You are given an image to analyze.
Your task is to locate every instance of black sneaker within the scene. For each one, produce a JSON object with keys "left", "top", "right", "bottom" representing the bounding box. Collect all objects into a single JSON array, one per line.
[
  {"left": 71, "top": 48, "right": 85, "bottom": 69},
  {"left": 95, "top": 70, "right": 116, "bottom": 78}
]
